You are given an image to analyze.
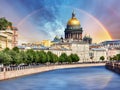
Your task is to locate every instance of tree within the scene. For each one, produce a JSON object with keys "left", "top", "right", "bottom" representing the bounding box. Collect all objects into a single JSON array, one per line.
[
  {"left": 110, "top": 57, "right": 113, "bottom": 61},
  {"left": 52, "top": 54, "right": 58, "bottom": 63},
  {"left": 26, "top": 49, "right": 34, "bottom": 64},
  {"left": 70, "top": 54, "right": 80, "bottom": 62},
  {"left": 8, "top": 50, "right": 22, "bottom": 65},
  {"left": 19, "top": 51, "right": 28, "bottom": 64},
  {"left": 34, "top": 51, "right": 40, "bottom": 64},
  {"left": 112, "top": 55, "right": 118, "bottom": 61},
  {"left": 100, "top": 56, "right": 105, "bottom": 61},
  {"left": 58, "top": 53, "right": 68, "bottom": 63},
  {"left": 116, "top": 54, "right": 120, "bottom": 61},
  {"left": 47, "top": 51, "right": 53, "bottom": 63},
  {"left": 0, "top": 17, "right": 12, "bottom": 30},
  {"left": 47, "top": 51, "right": 58, "bottom": 63},
  {"left": 58, "top": 55, "right": 64, "bottom": 63},
  {"left": 3, "top": 47, "right": 10, "bottom": 52},
  {"left": 38, "top": 51, "right": 47, "bottom": 64},
  {"left": 0, "top": 51, "right": 12, "bottom": 65},
  {"left": 67, "top": 56, "right": 72, "bottom": 64},
  {"left": 12, "top": 47, "right": 19, "bottom": 53},
  {"left": 74, "top": 54, "right": 80, "bottom": 62}
]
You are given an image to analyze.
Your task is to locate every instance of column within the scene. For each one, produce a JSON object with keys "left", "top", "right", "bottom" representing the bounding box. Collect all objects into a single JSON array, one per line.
[
  {"left": 77, "top": 33, "right": 79, "bottom": 39},
  {"left": 78, "top": 33, "right": 80, "bottom": 40}
]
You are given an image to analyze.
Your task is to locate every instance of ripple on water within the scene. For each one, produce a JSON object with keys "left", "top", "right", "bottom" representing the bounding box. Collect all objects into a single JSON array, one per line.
[{"left": 0, "top": 66, "right": 120, "bottom": 90}]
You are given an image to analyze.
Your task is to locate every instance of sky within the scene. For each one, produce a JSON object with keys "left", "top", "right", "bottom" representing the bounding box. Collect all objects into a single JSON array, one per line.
[{"left": 0, "top": 0, "right": 120, "bottom": 44}]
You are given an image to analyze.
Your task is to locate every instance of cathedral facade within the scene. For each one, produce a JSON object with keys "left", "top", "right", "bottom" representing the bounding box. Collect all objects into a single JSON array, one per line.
[{"left": 65, "top": 11, "right": 83, "bottom": 42}]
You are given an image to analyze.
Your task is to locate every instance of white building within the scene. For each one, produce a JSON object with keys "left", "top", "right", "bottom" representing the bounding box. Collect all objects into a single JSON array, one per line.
[
  {"left": 90, "top": 48, "right": 107, "bottom": 62},
  {"left": 46, "top": 42, "right": 90, "bottom": 62}
]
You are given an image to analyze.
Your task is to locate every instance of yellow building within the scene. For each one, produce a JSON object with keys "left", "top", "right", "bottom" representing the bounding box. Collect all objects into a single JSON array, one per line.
[
  {"left": 0, "top": 32, "right": 7, "bottom": 50},
  {"left": 0, "top": 30, "right": 13, "bottom": 49},
  {"left": 0, "top": 27, "right": 18, "bottom": 50},
  {"left": 41, "top": 40, "right": 53, "bottom": 47}
]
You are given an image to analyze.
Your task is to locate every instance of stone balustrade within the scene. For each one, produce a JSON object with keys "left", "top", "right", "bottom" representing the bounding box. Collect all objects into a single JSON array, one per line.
[{"left": 0, "top": 63, "right": 105, "bottom": 81}]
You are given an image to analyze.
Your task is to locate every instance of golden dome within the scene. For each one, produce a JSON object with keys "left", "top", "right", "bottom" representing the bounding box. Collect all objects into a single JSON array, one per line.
[
  {"left": 67, "top": 11, "right": 80, "bottom": 26},
  {"left": 67, "top": 18, "right": 80, "bottom": 26}
]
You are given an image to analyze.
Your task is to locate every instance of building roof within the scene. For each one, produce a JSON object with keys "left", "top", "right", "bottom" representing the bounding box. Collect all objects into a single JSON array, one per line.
[
  {"left": 91, "top": 48, "right": 106, "bottom": 51},
  {"left": 101, "top": 40, "right": 120, "bottom": 44}
]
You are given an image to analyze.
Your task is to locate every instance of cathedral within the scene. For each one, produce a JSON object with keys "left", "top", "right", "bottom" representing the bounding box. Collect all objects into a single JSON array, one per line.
[
  {"left": 53, "top": 11, "right": 92, "bottom": 44},
  {"left": 50, "top": 11, "right": 91, "bottom": 62},
  {"left": 65, "top": 11, "right": 83, "bottom": 41}
]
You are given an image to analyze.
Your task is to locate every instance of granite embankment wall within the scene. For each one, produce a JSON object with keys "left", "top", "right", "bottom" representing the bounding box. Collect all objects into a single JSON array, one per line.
[
  {"left": 105, "top": 62, "right": 120, "bottom": 74},
  {"left": 0, "top": 63, "right": 105, "bottom": 81}
]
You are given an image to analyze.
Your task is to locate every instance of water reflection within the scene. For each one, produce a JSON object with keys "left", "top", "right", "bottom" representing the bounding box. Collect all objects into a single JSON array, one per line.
[{"left": 0, "top": 66, "right": 120, "bottom": 90}]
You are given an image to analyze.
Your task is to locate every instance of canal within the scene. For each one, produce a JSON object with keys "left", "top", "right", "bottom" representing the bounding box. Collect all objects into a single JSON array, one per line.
[{"left": 0, "top": 66, "right": 120, "bottom": 90}]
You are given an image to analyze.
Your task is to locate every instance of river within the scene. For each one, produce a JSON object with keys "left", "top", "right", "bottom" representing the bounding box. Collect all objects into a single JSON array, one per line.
[{"left": 0, "top": 66, "right": 120, "bottom": 90}]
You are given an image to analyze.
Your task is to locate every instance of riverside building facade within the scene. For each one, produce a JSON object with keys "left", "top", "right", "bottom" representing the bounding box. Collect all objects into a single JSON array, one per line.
[
  {"left": 0, "top": 26, "right": 18, "bottom": 50},
  {"left": 19, "top": 11, "right": 112, "bottom": 62},
  {"left": 19, "top": 11, "right": 91, "bottom": 62}
]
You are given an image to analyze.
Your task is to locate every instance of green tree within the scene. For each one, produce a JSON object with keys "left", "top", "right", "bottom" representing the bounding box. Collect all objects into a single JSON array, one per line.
[
  {"left": 8, "top": 50, "right": 22, "bottom": 65},
  {"left": 34, "top": 51, "right": 40, "bottom": 64},
  {"left": 112, "top": 55, "right": 118, "bottom": 61},
  {"left": 26, "top": 49, "right": 34, "bottom": 64},
  {"left": 116, "top": 54, "right": 120, "bottom": 61},
  {"left": 67, "top": 55, "right": 72, "bottom": 64},
  {"left": 0, "top": 17, "right": 12, "bottom": 30},
  {"left": 110, "top": 57, "right": 113, "bottom": 61},
  {"left": 47, "top": 51, "right": 53, "bottom": 63},
  {"left": 74, "top": 54, "right": 80, "bottom": 62},
  {"left": 38, "top": 51, "right": 47, "bottom": 64},
  {"left": 19, "top": 51, "right": 28, "bottom": 64},
  {"left": 12, "top": 47, "right": 19, "bottom": 53},
  {"left": 100, "top": 56, "right": 105, "bottom": 61},
  {"left": 70, "top": 54, "right": 80, "bottom": 62},
  {"left": 3, "top": 47, "right": 10, "bottom": 52},
  {"left": 59, "top": 53, "right": 68, "bottom": 63},
  {"left": 58, "top": 55, "right": 64, "bottom": 63},
  {"left": 47, "top": 51, "right": 58, "bottom": 63},
  {"left": 52, "top": 54, "right": 58, "bottom": 63},
  {"left": 0, "top": 51, "right": 12, "bottom": 65}
]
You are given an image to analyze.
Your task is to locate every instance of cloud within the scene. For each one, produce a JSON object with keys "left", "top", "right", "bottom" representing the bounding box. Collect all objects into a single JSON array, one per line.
[{"left": 1, "top": 0, "right": 120, "bottom": 43}]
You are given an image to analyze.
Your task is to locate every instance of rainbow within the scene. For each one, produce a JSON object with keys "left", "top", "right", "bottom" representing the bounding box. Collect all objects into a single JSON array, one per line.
[
  {"left": 75, "top": 8, "right": 112, "bottom": 40},
  {"left": 17, "top": 6, "right": 112, "bottom": 42}
]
